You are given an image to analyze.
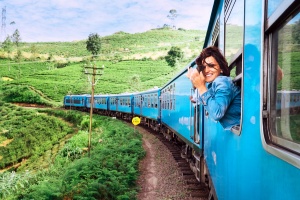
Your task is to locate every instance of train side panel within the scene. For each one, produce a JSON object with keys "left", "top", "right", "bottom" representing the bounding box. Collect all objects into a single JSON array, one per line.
[
  {"left": 64, "top": 95, "right": 87, "bottom": 108},
  {"left": 133, "top": 88, "right": 160, "bottom": 121},
  {"left": 116, "top": 94, "right": 133, "bottom": 114},
  {"left": 160, "top": 70, "right": 201, "bottom": 150},
  {"left": 108, "top": 95, "right": 118, "bottom": 112},
  {"left": 93, "top": 95, "right": 109, "bottom": 111},
  {"left": 203, "top": 0, "right": 300, "bottom": 199}
]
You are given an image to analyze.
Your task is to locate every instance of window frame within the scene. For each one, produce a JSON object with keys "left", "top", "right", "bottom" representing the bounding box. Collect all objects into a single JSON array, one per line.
[{"left": 263, "top": 0, "right": 300, "bottom": 168}]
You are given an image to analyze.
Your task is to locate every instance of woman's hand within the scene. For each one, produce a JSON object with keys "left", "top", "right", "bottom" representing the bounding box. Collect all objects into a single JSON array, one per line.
[{"left": 187, "top": 68, "right": 207, "bottom": 94}]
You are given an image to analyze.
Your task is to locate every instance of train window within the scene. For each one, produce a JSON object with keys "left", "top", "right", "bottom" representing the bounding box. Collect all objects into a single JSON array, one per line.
[
  {"left": 266, "top": 5, "right": 300, "bottom": 155},
  {"left": 267, "top": 0, "right": 285, "bottom": 17},
  {"left": 148, "top": 95, "right": 151, "bottom": 107},
  {"left": 225, "top": 0, "right": 244, "bottom": 80},
  {"left": 172, "top": 83, "right": 176, "bottom": 110},
  {"left": 224, "top": 0, "right": 244, "bottom": 135}
]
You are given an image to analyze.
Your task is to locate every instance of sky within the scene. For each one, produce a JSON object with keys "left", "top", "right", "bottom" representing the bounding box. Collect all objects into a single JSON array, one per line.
[{"left": 0, "top": 0, "right": 214, "bottom": 42}]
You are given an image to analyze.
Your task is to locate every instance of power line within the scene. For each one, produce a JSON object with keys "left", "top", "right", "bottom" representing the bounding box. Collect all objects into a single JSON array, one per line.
[{"left": 84, "top": 63, "right": 104, "bottom": 157}]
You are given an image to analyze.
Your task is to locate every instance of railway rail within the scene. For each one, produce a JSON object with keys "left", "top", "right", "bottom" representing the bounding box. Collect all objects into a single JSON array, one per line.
[{"left": 134, "top": 123, "right": 209, "bottom": 199}]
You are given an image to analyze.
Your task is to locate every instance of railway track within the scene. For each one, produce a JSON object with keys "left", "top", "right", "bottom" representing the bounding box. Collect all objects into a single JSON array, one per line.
[{"left": 138, "top": 124, "right": 209, "bottom": 199}]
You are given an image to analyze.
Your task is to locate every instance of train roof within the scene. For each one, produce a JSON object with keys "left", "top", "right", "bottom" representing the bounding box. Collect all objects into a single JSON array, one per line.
[
  {"left": 134, "top": 87, "right": 160, "bottom": 95},
  {"left": 105, "top": 93, "right": 135, "bottom": 97},
  {"left": 65, "top": 94, "right": 89, "bottom": 97},
  {"left": 203, "top": 0, "right": 220, "bottom": 48}
]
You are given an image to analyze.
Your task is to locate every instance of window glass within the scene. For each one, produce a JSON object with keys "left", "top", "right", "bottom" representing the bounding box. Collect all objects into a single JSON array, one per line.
[
  {"left": 225, "top": 0, "right": 244, "bottom": 79},
  {"left": 271, "top": 11, "right": 300, "bottom": 145},
  {"left": 268, "top": 0, "right": 284, "bottom": 17}
]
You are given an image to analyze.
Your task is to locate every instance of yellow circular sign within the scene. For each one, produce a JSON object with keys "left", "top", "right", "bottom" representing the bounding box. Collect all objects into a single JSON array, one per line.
[{"left": 132, "top": 117, "right": 141, "bottom": 126}]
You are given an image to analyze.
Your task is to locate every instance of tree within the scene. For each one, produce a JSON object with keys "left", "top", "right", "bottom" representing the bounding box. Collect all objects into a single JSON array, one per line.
[
  {"left": 165, "top": 46, "right": 183, "bottom": 67},
  {"left": 167, "top": 9, "right": 178, "bottom": 29},
  {"left": 12, "top": 29, "right": 21, "bottom": 47},
  {"left": 2, "top": 35, "right": 13, "bottom": 52},
  {"left": 86, "top": 33, "right": 101, "bottom": 58},
  {"left": 2, "top": 36, "right": 13, "bottom": 70},
  {"left": 292, "top": 19, "right": 300, "bottom": 50}
]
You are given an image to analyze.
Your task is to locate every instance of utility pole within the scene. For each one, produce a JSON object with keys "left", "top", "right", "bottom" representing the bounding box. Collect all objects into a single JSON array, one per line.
[
  {"left": 1, "top": 6, "right": 6, "bottom": 42},
  {"left": 84, "top": 63, "right": 104, "bottom": 157}
]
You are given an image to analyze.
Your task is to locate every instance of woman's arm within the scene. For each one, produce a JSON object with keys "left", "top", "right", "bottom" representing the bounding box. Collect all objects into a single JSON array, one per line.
[{"left": 199, "top": 77, "right": 232, "bottom": 121}]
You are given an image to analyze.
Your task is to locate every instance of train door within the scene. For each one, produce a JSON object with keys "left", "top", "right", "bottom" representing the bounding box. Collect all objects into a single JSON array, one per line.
[
  {"left": 116, "top": 98, "right": 119, "bottom": 111},
  {"left": 140, "top": 95, "right": 143, "bottom": 116},
  {"left": 190, "top": 87, "right": 201, "bottom": 144}
]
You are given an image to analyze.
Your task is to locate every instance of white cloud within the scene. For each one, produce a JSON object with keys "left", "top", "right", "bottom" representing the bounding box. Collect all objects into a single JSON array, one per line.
[{"left": 0, "top": 0, "right": 213, "bottom": 42}]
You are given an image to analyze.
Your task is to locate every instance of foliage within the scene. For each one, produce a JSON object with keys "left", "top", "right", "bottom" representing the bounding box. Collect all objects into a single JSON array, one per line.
[
  {"left": 2, "top": 85, "right": 44, "bottom": 104},
  {"left": 0, "top": 171, "right": 35, "bottom": 199},
  {"left": 0, "top": 29, "right": 204, "bottom": 106},
  {"left": 165, "top": 46, "right": 184, "bottom": 67},
  {"left": 1, "top": 36, "right": 13, "bottom": 54},
  {"left": 1, "top": 112, "right": 145, "bottom": 200},
  {"left": 167, "top": 9, "right": 178, "bottom": 28},
  {"left": 0, "top": 102, "right": 73, "bottom": 169},
  {"left": 59, "top": 130, "right": 87, "bottom": 160},
  {"left": 41, "top": 109, "right": 85, "bottom": 125},
  {"left": 292, "top": 19, "right": 300, "bottom": 47},
  {"left": 0, "top": 59, "right": 181, "bottom": 104},
  {"left": 1, "top": 29, "right": 204, "bottom": 60},
  {"left": 86, "top": 33, "right": 101, "bottom": 57},
  {"left": 12, "top": 29, "right": 21, "bottom": 47}
]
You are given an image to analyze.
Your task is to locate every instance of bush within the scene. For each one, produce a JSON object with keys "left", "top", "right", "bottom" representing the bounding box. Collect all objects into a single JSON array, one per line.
[{"left": 165, "top": 46, "right": 183, "bottom": 67}]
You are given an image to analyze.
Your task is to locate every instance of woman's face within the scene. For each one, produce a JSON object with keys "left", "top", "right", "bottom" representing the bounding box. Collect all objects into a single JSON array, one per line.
[{"left": 201, "top": 56, "right": 222, "bottom": 83}]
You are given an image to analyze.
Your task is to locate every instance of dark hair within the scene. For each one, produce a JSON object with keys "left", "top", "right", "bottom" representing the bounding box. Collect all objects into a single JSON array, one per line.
[{"left": 195, "top": 46, "right": 230, "bottom": 76}]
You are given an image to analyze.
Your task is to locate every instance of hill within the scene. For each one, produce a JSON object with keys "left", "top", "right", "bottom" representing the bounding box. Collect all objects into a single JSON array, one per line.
[
  {"left": 2, "top": 28, "right": 205, "bottom": 62},
  {"left": 0, "top": 28, "right": 206, "bottom": 106}
]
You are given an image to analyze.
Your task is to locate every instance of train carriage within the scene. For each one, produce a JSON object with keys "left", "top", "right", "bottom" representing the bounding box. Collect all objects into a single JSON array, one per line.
[
  {"left": 108, "top": 93, "right": 134, "bottom": 120},
  {"left": 85, "top": 95, "right": 109, "bottom": 115},
  {"left": 63, "top": 94, "right": 88, "bottom": 110},
  {"left": 133, "top": 88, "right": 160, "bottom": 130}
]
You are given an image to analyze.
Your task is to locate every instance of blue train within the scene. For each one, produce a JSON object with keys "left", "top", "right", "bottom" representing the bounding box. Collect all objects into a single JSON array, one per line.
[{"left": 64, "top": 0, "right": 300, "bottom": 199}]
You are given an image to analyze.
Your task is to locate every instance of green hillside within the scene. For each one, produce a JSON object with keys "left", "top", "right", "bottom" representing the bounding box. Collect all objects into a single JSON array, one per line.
[
  {"left": 0, "top": 28, "right": 205, "bottom": 106},
  {"left": 4, "top": 28, "right": 205, "bottom": 61}
]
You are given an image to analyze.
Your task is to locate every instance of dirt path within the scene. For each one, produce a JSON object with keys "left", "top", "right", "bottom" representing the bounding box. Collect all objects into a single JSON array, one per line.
[{"left": 135, "top": 126, "right": 200, "bottom": 200}]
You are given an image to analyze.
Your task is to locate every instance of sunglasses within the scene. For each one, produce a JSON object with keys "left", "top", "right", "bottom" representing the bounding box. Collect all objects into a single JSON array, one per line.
[{"left": 197, "top": 63, "right": 218, "bottom": 72}]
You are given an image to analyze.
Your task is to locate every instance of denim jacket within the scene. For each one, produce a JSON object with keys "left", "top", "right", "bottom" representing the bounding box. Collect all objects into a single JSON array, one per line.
[{"left": 198, "top": 76, "right": 241, "bottom": 130}]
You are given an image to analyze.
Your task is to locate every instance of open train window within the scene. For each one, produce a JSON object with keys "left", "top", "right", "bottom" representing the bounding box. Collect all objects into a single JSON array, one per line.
[
  {"left": 264, "top": 1, "right": 300, "bottom": 163},
  {"left": 224, "top": 0, "right": 244, "bottom": 134},
  {"left": 225, "top": 0, "right": 244, "bottom": 81}
]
